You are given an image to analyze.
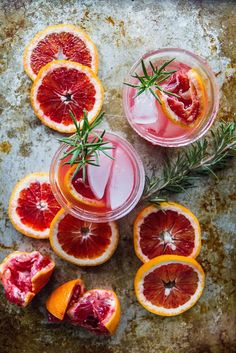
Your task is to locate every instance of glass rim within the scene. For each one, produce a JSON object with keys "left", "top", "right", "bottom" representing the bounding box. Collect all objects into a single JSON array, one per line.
[
  {"left": 49, "top": 129, "right": 145, "bottom": 222},
  {"left": 123, "top": 47, "right": 220, "bottom": 147}
]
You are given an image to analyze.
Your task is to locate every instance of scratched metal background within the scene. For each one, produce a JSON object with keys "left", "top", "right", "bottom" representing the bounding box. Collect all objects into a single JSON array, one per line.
[{"left": 0, "top": 1, "right": 235, "bottom": 352}]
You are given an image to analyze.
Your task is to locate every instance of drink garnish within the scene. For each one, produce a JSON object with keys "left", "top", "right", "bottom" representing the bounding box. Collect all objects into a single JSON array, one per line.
[
  {"left": 143, "top": 119, "right": 236, "bottom": 203},
  {"left": 124, "top": 58, "right": 180, "bottom": 104},
  {"left": 59, "top": 110, "right": 114, "bottom": 181}
]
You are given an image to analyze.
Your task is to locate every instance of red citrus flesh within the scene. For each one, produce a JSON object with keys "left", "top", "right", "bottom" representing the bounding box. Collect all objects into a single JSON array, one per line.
[
  {"left": 16, "top": 180, "right": 61, "bottom": 233},
  {"left": 143, "top": 263, "right": 198, "bottom": 309},
  {"left": 67, "top": 289, "right": 115, "bottom": 335},
  {"left": 36, "top": 67, "right": 96, "bottom": 126},
  {"left": 56, "top": 214, "right": 112, "bottom": 259},
  {"left": 30, "top": 32, "right": 94, "bottom": 77},
  {"left": 139, "top": 210, "right": 196, "bottom": 258},
  {"left": 160, "top": 69, "right": 204, "bottom": 126},
  {"left": 0, "top": 251, "right": 54, "bottom": 306},
  {"left": 71, "top": 168, "right": 100, "bottom": 201}
]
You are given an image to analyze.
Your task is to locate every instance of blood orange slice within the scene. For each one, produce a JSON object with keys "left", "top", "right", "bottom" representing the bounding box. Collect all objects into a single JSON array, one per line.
[
  {"left": 9, "top": 173, "right": 61, "bottom": 239},
  {"left": 24, "top": 24, "right": 98, "bottom": 80},
  {"left": 135, "top": 255, "right": 205, "bottom": 316},
  {"left": 67, "top": 289, "right": 121, "bottom": 335},
  {"left": 0, "top": 251, "right": 55, "bottom": 307},
  {"left": 159, "top": 68, "right": 206, "bottom": 127},
  {"left": 46, "top": 279, "right": 86, "bottom": 321},
  {"left": 134, "top": 202, "right": 201, "bottom": 262},
  {"left": 50, "top": 209, "right": 119, "bottom": 266},
  {"left": 64, "top": 165, "right": 106, "bottom": 208},
  {"left": 31, "top": 60, "right": 104, "bottom": 133}
]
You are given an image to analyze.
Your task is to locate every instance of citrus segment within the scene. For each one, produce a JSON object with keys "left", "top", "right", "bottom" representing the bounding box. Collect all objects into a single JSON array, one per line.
[
  {"left": 24, "top": 24, "right": 98, "bottom": 80},
  {"left": 31, "top": 60, "right": 104, "bottom": 133},
  {"left": 50, "top": 209, "right": 119, "bottom": 266},
  {"left": 46, "top": 279, "right": 86, "bottom": 320},
  {"left": 67, "top": 289, "right": 121, "bottom": 335},
  {"left": 0, "top": 251, "right": 55, "bottom": 307},
  {"left": 134, "top": 202, "right": 201, "bottom": 262},
  {"left": 159, "top": 68, "right": 206, "bottom": 127},
  {"left": 64, "top": 165, "right": 105, "bottom": 208},
  {"left": 135, "top": 255, "right": 205, "bottom": 316},
  {"left": 9, "top": 173, "right": 61, "bottom": 239}
]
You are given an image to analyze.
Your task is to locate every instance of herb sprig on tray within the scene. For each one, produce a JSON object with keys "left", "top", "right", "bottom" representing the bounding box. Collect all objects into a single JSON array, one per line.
[
  {"left": 124, "top": 58, "right": 180, "bottom": 104},
  {"left": 143, "top": 120, "right": 236, "bottom": 204},
  {"left": 59, "top": 110, "right": 114, "bottom": 181}
]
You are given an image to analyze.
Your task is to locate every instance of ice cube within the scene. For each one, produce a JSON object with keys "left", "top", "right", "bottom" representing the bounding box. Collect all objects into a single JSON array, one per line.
[
  {"left": 132, "top": 91, "right": 157, "bottom": 124},
  {"left": 87, "top": 143, "right": 114, "bottom": 200},
  {"left": 107, "top": 146, "right": 134, "bottom": 210}
]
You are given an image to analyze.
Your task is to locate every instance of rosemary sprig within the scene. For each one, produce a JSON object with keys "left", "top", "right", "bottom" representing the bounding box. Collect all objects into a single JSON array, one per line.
[
  {"left": 59, "top": 110, "right": 114, "bottom": 181},
  {"left": 143, "top": 120, "right": 236, "bottom": 204},
  {"left": 124, "top": 58, "right": 179, "bottom": 104}
]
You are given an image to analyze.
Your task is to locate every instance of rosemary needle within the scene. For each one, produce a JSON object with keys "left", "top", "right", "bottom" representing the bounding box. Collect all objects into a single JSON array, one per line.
[{"left": 59, "top": 110, "right": 114, "bottom": 181}]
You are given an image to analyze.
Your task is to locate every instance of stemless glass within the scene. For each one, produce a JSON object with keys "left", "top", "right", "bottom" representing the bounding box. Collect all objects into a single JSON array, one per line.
[
  {"left": 123, "top": 48, "right": 219, "bottom": 147},
  {"left": 50, "top": 130, "right": 145, "bottom": 222}
]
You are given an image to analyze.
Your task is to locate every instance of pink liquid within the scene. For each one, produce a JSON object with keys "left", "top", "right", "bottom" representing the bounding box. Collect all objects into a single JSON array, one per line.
[
  {"left": 126, "top": 60, "right": 208, "bottom": 140},
  {"left": 58, "top": 133, "right": 137, "bottom": 214}
]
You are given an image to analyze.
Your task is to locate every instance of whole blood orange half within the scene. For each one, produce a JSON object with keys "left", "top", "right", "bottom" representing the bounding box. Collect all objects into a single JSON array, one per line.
[
  {"left": 134, "top": 202, "right": 201, "bottom": 262},
  {"left": 46, "top": 279, "right": 86, "bottom": 321},
  {"left": 50, "top": 209, "right": 119, "bottom": 266},
  {"left": 64, "top": 165, "right": 106, "bottom": 208},
  {"left": 24, "top": 24, "right": 98, "bottom": 80},
  {"left": 9, "top": 173, "right": 61, "bottom": 239},
  {"left": 0, "top": 251, "right": 55, "bottom": 307},
  {"left": 135, "top": 255, "right": 205, "bottom": 316},
  {"left": 31, "top": 60, "right": 104, "bottom": 133},
  {"left": 159, "top": 68, "right": 206, "bottom": 127},
  {"left": 67, "top": 289, "right": 121, "bottom": 335}
]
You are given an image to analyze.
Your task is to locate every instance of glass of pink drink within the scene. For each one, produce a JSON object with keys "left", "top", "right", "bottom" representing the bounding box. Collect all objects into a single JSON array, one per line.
[
  {"left": 50, "top": 130, "right": 145, "bottom": 222},
  {"left": 123, "top": 48, "right": 219, "bottom": 147}
]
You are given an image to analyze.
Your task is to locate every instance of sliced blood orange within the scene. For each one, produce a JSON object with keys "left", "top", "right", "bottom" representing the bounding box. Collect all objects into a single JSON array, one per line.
[
  {"left": 0, "top": 251, "right": 55, "bottom": 307},
  {"left": 46, "top": 279, "right": 86, "bottom": 321},
  {"left": 31, "top": 60, "right": 104, "bottom": 133},
  {"left": 67, "top": 289, "right": 121, "bottom": 335},
  {"left": 64, "top": 165, "right": 106, "bottom": 208},
  {"left": 9, "top": 173, "right": 61, "bottom": 239},
  {"left": 50, "top": 209, "right": 119, "bottom": 266},
  {"left": 135, "top": 255, "right": 205, "bottom": 316},
  {"left": 24, "top": 24, "right": 99, "bottom": 80},
  {"left": 159, "top": 68, "right": 206, "bottom": 128},
  {"left": 134, "top": 202, "right": 201, "bottom": 262}
]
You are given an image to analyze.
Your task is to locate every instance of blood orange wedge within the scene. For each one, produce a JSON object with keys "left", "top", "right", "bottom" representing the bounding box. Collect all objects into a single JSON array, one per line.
[
  {"left": 23, "top": 24, "right": 99, "bottom": 80},
  {"left": 134, "top": 202, "right": 201, "bottom": 262},
  {"left": 159, "top": 68, "right": 206, "bottom": 128},
  {"left": 50, "top": 209, "right": 119, "bottom": 266},
  {"left": 46, "top": 279, "right": 86, "bottom": 321},
  {"left": 9, "top": 173, "right": 61, "bottom": 239},
  {"left": 64, "top": 165, "right": 106, "bottom": 208},
  {"left": 0, "top": 251, "right": 55, "bottom": 307},
  {"left": 31, "top": 60, "right": 104, "bottom": 133},
  {"left": 67, "top": 289, "right": 121, "bottom": 335},
  {"left": 134, "top": 255, "right": 205, "bottom": 316}
]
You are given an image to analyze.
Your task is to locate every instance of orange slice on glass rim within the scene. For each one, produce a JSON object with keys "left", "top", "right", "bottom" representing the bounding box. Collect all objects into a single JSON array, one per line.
[
  {"left": 64, "top": 164, "right": 106, "bottom": 208},
  {"left": 31, "top": 60, "right": 104, "bottom": 133},
  {"left": 159, "top": 68, "right": 206, "bottom": 128},
  {"left": 50, "top": 209, "right": 119, "bottom": 266},
  {"left": 8, "top": 173, "right": 61, "bottom": 239},
  {"left": 67, "top": 288, "right": 121, "bottom": 335},
  {"left": 134, "top": 202, "right": 201, "bottom": 262},
  {"left": 24, "top": 24, "right": 99, "bottom": 80},
  {"left": 0, "top": 251, "right": 55, "bottom": 307},
  {"left": 134, "top": 255, "right": 205, "bottom": 316},
  {"left": 46, "top": 279, "right": 86, "bottom": 321}
]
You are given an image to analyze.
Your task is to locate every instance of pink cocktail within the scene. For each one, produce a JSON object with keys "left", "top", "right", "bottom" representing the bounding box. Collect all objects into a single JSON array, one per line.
[
  {"left": 123, "top": 48, "right": 219, "bottom": 147},
  {"left": 50, "top": 130, "right": 145, "bottom": 222}
]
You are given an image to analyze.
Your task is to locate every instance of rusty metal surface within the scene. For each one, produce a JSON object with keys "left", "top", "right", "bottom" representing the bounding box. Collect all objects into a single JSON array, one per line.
[{"left": 0, "top": 0, "right": 236, "bottom": 352}]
